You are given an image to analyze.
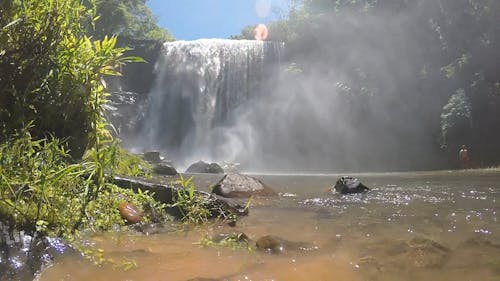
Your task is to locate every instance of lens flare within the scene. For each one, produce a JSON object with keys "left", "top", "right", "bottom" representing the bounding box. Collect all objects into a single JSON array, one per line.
[
  {"left": 254, "top": 24, "right": 268, "bottom": 41},
  {"left": 255, "top": 0, "right": 271, "bottom": 18}
]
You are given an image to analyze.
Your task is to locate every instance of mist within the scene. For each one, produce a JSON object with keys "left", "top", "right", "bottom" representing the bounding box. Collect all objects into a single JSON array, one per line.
[{"left": 123, "top": 0, "right": 500, "bottom": 172}]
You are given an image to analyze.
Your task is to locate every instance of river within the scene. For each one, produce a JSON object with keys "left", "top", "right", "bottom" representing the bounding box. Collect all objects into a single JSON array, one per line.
[{"left": 38, "top": 169, "right": 499, "bottom": 281}]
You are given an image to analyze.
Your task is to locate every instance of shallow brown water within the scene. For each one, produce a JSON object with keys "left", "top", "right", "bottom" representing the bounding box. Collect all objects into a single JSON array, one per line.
[{"left": 39, "top": 170, "right": 500, "bottom": 281}]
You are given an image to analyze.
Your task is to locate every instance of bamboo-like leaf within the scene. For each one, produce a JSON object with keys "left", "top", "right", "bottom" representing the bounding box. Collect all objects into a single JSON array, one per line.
[
  {"left": 122, "top": 56, "right": 145, "bottom": 63},
  {"left": 3, "top": 18, "right": 23, "bottom": 30}
]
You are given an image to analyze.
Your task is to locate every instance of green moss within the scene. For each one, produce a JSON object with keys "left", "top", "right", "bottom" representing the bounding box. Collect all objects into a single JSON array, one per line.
[{"left": 197, "top": 232, "right": 253, "bottom": 251}]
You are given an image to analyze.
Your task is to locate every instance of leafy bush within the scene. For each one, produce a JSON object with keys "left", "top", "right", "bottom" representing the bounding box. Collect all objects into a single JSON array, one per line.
[
  {"left": 83, "top": 143, "right": 152, "bottom": 178},
  {"left": 0, "top": 0, "right": 142, "bottom": 157},
  {"left": 0, "top": 127, "right": 165, "bottom": 238},
  {"left": 0, "top": 128, "right": 85, "bottom": 236},
  {"left": 170, "top": 175, "right": 211, "bottom": 224},
  {"left": 0, "top": 0, "right": 164, "bottom": 244}
]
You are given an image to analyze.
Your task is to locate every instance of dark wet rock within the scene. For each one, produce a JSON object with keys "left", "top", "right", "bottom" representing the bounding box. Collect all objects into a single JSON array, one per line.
[
  {"left": 118, "top": 202, "right": 143, "bottom": 224},
  {"left": 112, "top": 175, "right": 175, "bottom": 203},
  {"left": 0, "top": 229, "right": 75, "bottom": 281},
  {"left": 205, "top": 195, "right": 250, "bottom": 224},
  {"left": 143, "top": 151, "right": 161, "bottom": 163},
  {"left": 212, "top": 174, "right": 277, "bottom": 198},
  {"left": 211, "top": 232, "right": 250, "bottom": 244},
  {"left": 106, "top": 91, "right": 147, "bottom": 138},
  {"left": 256, "top": 235, "right": 286, "bottom": 254},
  {"left": 186, "top": 161, "right": 224, "bottom": 174},
  {"left": 213, "top": 196, "right": 249, "bottom": 216},
  {"left": 112, "top": 175, "right": 249, "bottom": 222},
  {"left": 153, "top": 163, "right": 178, "bottom": 175},
  {"left": 256, "top": 235, "right": 317, "bottom": 254},
  {"left": 333, "top": 176, "right": 370, "bottom": 194}
]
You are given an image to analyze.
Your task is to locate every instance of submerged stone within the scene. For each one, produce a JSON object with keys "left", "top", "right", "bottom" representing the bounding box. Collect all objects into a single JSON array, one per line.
[
  {"left": 132, "top": 223, "right": 175, "bottom": 236},
  {"left": 256, "top": 235, "right": 317, "bottom": 254},
  {"left": 404, "top": 237, "right": 450, "bottom": 268},
  {"left": 360, "top": 237, "right": 450, "bottom": 269},
  {"left": 211, "top": 232, "right": 249, "bottom": 244}
]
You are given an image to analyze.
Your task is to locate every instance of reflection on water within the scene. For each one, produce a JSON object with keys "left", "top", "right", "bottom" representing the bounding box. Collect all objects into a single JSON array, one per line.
[{"left": 39, "top": 170, "right": 500, "bottom": 281}]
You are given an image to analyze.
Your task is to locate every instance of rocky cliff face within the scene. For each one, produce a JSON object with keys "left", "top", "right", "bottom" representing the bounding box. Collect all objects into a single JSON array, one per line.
[{"left": 105, "top": 37, "right": 164, "bottom": 138}]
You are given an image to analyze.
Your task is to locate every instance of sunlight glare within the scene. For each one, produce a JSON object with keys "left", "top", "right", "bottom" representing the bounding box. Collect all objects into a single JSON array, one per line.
[{"left": 254, "top": 24, "right": 269, "bottom": 41}]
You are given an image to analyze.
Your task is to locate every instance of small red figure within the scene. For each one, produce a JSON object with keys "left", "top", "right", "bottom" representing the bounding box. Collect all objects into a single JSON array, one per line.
[{"left": 459, "top": 145, "right": 470, "bottom": 169}]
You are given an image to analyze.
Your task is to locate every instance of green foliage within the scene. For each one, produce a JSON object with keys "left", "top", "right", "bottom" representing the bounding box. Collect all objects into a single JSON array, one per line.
[
  {"left": 0, "top": 126, "right": 165, "bottom": 237},
  {"left": 234, "top": 0, "right": 500, "bottom": 167},
  {"left": 197, "top": 232, "right": 252, "bottom": 251},
  {"left": 285, "top": 62, "right": 303, "bottom": 74},
  {"left": 0, "top": 1, "right": 167, "bottom": 268},
  {"left": 83, "top": 143, "right": 152, "bottom": 178},
  {"left": 229, "top": 25, "right": 255, "bottom": 40},
  {"left": 1, "top": 0, "right": 88, "bottom": 155},
  {"left": 169, "top": 175, "right": 211, "bottom": 224},
  {"left": 111, "top": 147, "right": 153, "bottom": 177},
  {"left": 441, "top": 54, "right": 471, "bottom": 79},
  {"left": 0, "top": 128, "right": 85, "bottom": 236},
  {"left": 0, "top": 0, "right": 143, "bottom": 157},
  {"left": 92, "top": 0, "right": 174, "bottom": 41},
  {"left": 440, "top": 89, "right": 471, "bottom": 148}
]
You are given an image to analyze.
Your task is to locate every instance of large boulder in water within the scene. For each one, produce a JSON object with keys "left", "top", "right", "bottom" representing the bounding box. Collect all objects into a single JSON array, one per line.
[
  {"left": 333, "top": 176, "right": 370, "bottom": 194},
  {"left": 212, "top": 173, "right": 277, "bottom": 198},
  {"left": 185, "top": 161, "right": 224, "bottom": 174},
  {"left": 153, "top": 162, "right": 178, "bottom": 175}
]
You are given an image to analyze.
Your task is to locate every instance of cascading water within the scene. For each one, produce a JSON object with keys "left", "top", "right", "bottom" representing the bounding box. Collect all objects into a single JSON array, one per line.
[
  {"left": 134, "top": 39, "right": 283, "bottom": 169},
  {"left": 128, "top": 37, "right": 444, "bottom": 173}
]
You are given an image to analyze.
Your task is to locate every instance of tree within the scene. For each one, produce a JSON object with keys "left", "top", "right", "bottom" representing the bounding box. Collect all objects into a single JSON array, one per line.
[
  {"left": 440, "top": 89, "right": 472, "bottom": 148},
  {"left": 92, "top": 0, "right": 174, "bottom": 41},
  {"left": 231, "top": 0, "right": 500, "bottom": 169},
  {"left": 0, "top": 0, "right": 138, "bottom": 156}
]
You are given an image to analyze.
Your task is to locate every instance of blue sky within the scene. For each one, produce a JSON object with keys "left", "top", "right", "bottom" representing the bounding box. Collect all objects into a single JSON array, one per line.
[{"left": 147, "top": 0, "right": 291, "bottom": 40}]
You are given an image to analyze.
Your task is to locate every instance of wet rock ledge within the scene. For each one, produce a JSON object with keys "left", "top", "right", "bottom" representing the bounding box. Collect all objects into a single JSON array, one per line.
[{"left": 111, "top": 172, "right": 277, "bottom": 221}]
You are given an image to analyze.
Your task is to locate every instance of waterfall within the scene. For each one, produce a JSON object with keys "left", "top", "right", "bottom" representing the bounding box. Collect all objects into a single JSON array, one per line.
[{"left": 135, "top": 39, "right": 283, "bottom": 168}]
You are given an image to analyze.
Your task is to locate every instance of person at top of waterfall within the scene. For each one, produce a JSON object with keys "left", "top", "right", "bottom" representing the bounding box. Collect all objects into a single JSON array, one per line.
[{"left": 459, "top": 145, "right": 470, "bottom": 169}]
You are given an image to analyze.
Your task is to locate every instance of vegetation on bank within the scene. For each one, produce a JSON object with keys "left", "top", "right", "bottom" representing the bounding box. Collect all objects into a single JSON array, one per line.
[
  {"left": 0, "top": 0, "right": 175, "bottom": 253},
  {"left": 0, "top": 127, "right": 164, "bottom": 236},
  {"left": 0, "top": 0, "right": 231, "bottom": 260}
]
